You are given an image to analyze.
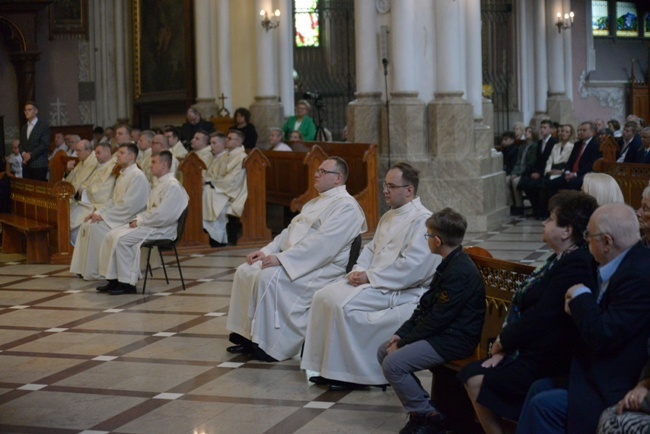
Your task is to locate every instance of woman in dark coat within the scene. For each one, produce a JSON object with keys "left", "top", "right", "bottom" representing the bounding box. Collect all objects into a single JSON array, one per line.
[{"left": 458, "top": 190, "right": 599, "bottom": 434}]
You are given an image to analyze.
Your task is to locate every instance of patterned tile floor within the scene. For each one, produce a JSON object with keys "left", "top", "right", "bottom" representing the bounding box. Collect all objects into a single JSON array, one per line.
[{"left": 0, "top": 216, "right": 548, "bottom": 434}]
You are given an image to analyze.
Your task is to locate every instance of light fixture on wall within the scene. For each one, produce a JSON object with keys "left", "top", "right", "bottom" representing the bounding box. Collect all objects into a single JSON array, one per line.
[
  {"left": 260, "top": 9, "right": 281, "bottom": 32},
  {"left": 555, "top": 11, "right": 575, "bottom": 33}
]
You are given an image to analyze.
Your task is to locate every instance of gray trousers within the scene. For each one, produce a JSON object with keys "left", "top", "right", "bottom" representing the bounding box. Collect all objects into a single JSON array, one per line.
[{"left": 377, "top": 339, "right": 445, "bottom": 414}]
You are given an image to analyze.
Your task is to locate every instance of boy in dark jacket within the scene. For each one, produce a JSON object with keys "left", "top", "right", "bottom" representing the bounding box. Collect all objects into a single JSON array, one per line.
[{"left": 377, "top": 207, "right": 485, "bottom": 434}]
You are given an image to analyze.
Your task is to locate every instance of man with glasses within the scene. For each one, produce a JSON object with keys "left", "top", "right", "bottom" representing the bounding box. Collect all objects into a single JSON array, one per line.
[
  {"left": 64, "top": 140, "right": 98, "bottom": 190},
  {"left": 518, "top": 203, "right": 650, "bottom": 434},
  {"left": 226, "top": 157, "right": 367, "bottom": 362},
  {"left": 302, "top": 162, "right": 442, "bottom": 391}
]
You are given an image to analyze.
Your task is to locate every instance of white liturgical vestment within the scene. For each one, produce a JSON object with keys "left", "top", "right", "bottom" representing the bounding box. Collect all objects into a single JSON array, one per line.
[
  {"left": 171, "top": 141, "right": 188, "bottom": 159},
  {"left": 202, "top": 146, "right": 247, "bottom": 243},
  {"left": 195, "top": 146, "right": 213, "bottom": 168},
  {"left": 98, "top": 173, "right": 188, "bottom": 285},
  {"left": 65, "top": 152, "right": 97, "bottom": 190},
  {"left": 227, "top": 185, "right": 367, "bottom": 361},
  {"left": 301, "top": 197, "right": 441, "bottom": 385},
  {"left": 69, "top": 164, "right": 150, "bottom": 280},
  {"left": 69, "top": 159, "right": 117, "bottom": 244}
]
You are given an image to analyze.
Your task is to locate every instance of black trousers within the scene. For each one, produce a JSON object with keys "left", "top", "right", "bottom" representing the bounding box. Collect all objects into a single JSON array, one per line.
[{"left": 22, "top": 166, "right": 48, "bottom": 182}]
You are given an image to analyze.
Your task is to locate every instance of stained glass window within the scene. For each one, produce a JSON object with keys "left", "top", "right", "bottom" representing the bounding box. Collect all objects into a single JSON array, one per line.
[
  {"left": 616, "top": 2, "right": 638, "bottom": 37},
  {"left": 295, "top": 0, "right": 319, "bottom": 47},
  {"left": 592, "top": 1, "right": 609, "bottom": 36}
]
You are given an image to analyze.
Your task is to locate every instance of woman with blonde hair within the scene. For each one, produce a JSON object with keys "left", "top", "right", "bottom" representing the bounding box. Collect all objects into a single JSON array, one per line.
[
  {"left": 582, "top": 173, "right": 625, "bottom": 205},
  {"left": 545, "top": 124, "right": 575, "bottom": 180}
]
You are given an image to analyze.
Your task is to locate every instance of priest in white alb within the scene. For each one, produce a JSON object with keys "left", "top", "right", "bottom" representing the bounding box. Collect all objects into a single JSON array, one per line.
[
  {"left": 136, "top": 130, "right": 154, "bottom": 185},
  {"left": 302, "top": 162, "right": 441, "bottom": 389},
  {"left": 64, "top": 140, "right": 97, "bottom": 188},
  {"left": 97, "top": 151, "right": 188, "bottom": 294},
  {"left": 70, "top": 143, "right": 150, "bottom": 280},
  {"left": 69, "top": 142, "right": 117, "bottom": 245},
  {"left": 202, "top": 130, "right": 247, "bottom": 246},
  {"left": 226, "top": 157, "right": 367, "bottom": 362}
]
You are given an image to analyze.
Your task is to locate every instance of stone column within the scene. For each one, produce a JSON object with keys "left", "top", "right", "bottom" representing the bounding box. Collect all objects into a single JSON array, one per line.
[
  {"left": 347, "top": 0, "right": 382, "bottom": 145},
  {"left": 193, "top": 0, "right": 218, "bottom": 119},
  {"left": 250, "top": 0, "right": 283, "bottom": 149},
  {"left": 545, "top": 0, "right": 573, "bottom": 124},
  {"left": 425, "top": 0, "right": 507, "bottom": 231},
  {"left": 216, "top": 0, "right": 232, "bottom": 114},
  {"left": 387, "top": 0, "right": 426, "bottom": 160},
  {"left": 531, "top": 0, "right": 549, "bottom": 128},
  {"left": 562, "top": 0, "right": 573, "bottom": 102},
  {"left": 278, "top": 0, "right": 295, "bottom": 119}
]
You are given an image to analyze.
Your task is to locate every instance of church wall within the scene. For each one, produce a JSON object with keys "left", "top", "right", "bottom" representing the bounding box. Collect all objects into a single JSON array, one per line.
[
  {"left": 34, "top": 9, "right": 82, "bottom": 128},
  {"left": 0, "top": 42, "right": 19, "bottom": 144},
  {"left": 229, "top": 0, "right": 257, "bottom": 112}
]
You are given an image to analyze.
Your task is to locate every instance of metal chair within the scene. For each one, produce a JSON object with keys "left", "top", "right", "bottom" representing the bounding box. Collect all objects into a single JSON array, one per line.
[
  {"left": 141, "top": 206, "right": 189, "bottom": 294},
  {"left": 346, "top": 233, "right": 363, "bottom": 273}
]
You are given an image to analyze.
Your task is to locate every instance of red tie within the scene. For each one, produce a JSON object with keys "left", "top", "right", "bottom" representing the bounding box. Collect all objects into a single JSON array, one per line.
[{"left": 572, "top": 142, "right": 587, "bottom": 173}]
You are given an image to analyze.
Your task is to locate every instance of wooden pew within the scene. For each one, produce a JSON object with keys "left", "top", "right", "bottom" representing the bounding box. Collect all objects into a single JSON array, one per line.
[
  {"left": 49, "top": 150, "right": 77, "bottom": 184},
  {"left": 176, "top": 149, "right": 272, "bottom": 254},
  {"left": 430, "top": 251, "right": 535, "bottom": 433},
  {"left": 595, "top": 161, "right": 650, "bottom": 209},
  {"left": 0, "top": 173, "right": 75, "bottom": 264},
  {"left": 263, "top": 142, "right": 379, "bottom": 232}
]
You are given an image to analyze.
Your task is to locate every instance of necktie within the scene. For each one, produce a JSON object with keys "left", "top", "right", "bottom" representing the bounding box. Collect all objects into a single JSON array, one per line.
[{"left": 572, "top": 142, "right": 587, "bottom": 173}]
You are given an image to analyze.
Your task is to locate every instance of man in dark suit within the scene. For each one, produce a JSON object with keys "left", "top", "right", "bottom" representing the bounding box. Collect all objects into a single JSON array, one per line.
[
  {"left": 562, "top": 121, "right": 602, "bottom": 190},
  {"left": 636, "top": 127, "right": 650, "bottom": 164},
  {"left": 520, "top": 119, "right": 556, "bottom": 218},
  {"left": 516, "top": 203, "right": 650, "bottom": 434},
  {"left": 180, "top": 107, "right": 215, "bottom": 149},
  {"left": 617, "top": 121, "right": 642, "bottom": 163},
  {"left": 19, "top": 101, "right": 51, "bottom": 181}
]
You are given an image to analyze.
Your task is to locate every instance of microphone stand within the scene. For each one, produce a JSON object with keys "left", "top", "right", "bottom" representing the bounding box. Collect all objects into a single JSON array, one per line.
[{"left": 383, "top": 58, "right": 391, "bottom": 167}]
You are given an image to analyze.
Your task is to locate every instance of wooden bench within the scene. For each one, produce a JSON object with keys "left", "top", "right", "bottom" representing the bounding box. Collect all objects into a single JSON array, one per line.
[
  {"left": 430, "top": 249, "right": 535, "bottom": 433},
  {"left": 594, "top": 161, "right": 650, "bottom": 209},
  {"left": 0, "top": 173, "right": 75, "bottom": 264},
  {"left": 263, "top": 141, "right": 379, "bottom": 232},
  {"left": 176, "top": 149, "right": 272, "bottom": 254},
  {"left": 49, "top": 150, "right": 77, "bottom": 184}
]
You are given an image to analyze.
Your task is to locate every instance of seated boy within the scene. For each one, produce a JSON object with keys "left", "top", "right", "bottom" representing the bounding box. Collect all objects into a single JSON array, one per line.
[{"left": 377, "top": 207, "right": 486, "bottom": 434}]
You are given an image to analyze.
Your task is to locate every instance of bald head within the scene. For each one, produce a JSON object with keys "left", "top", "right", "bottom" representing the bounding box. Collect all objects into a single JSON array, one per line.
[{"left": 588, "top": 203, "right": 640, "bottom": 265}]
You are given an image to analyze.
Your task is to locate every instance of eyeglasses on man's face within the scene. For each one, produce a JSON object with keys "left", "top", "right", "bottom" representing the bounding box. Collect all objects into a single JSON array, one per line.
[
  {"left": 583, "top": 229, "right": 607, "bottom": 241},
  {"left": 315, "top": 168, "right": 340, "bottom": 176}
]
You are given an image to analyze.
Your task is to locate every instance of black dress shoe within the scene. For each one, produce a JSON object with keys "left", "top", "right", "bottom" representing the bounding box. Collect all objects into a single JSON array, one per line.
[
  {"left": 209, "top": 238, "right": 227, "bottom": 248},
  {"left": 96, "top": 279, "right": 118, "bottom": 292},
  {"left": 227, "top": 344, "right": 251, "bottom": 354},
  {"left": 248, "top": 346, "right": 278, "bottom": 362},
  {"left": 328, "top": 380, "right": 389, "bottom": 392},
  {"left": 109, "top": 283, "right": 137, "bottom": 295},
  {"left": 308, "top": 375, "right": 331, "bottom": 386}
]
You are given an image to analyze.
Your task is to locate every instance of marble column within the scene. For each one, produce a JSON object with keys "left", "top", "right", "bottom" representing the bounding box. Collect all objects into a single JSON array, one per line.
[
  {"left": 531, "top": 0, "right": 549, "bottom": 128},
  {"left": 562, "top": 0, "right": 573, "bottom": 102},
  {"left": 193, "top": 0, "right": 218, "bottom": 119},
  {"left": 387, "top": 0, "right": 427, "bottom": 160},
  {"left": 425, "top": 0, "right": 507, "bottom": 231},
  {"left": 347, "top": 0, "right": 382, "bottom": 145},
  {"left": 250, "top": 0, "right": 283, "bottom": 149},
  {"left": 545, "top": 0, "right": 573, "bottom": 125},
  {"left": 278, "top": 0, "right": 295, "bottom": 119},
  {"left": 216, "top": 0, "right": 232, "bottom": 114}
]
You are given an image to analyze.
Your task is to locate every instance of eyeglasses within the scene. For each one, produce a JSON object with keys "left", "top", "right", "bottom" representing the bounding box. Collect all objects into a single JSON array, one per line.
[
  {"left": 315, "top": 169, "right": 340, "bottom": 176},
  {"left": 583, "top": 230, "right": 607, "bottom": 240},
  {"left": 383, "top": 182, "right": 411, "bottom": 190},
  {"left": 424, "top": 233, "right": 443, "bottom": 245}
]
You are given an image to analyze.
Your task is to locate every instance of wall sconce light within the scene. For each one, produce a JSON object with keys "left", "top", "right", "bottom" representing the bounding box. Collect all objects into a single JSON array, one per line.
[
  {"left": 260, "top": 9, "right": 280, "bottom": 32},
  {"left": 555, "top": 11, "right": 574, "bottom": 33}
]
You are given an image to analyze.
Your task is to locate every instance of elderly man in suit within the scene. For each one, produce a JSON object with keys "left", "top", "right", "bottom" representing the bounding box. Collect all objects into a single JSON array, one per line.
[
  {"left": 637, "top": 127, "right": 650, "bottom": 164},
  {"left": 617, "top": 121, "right": 642, "bottom": 163},
  {"left": 516, "top": 203, "right": 650, "bottom": 434},
  {"left": 19, "top": 102, "right": 50, "bottom": 181}
]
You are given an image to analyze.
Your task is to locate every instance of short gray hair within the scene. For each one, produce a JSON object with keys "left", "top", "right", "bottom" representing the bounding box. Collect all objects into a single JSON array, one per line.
[{"left": 593, "top": 203, "right": 640, "bottom": 249}]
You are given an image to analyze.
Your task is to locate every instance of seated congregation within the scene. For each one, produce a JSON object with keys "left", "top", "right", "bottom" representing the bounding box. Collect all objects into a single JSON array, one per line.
[{"left": 7, "top": 103, "right": 650, "bottom": 433}]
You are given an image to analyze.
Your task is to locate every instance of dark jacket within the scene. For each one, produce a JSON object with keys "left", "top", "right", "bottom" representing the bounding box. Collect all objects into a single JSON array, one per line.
[
  {"left": 501, "top": 144, "right": 519, "bottom": 175},
  {"left": 637, "top": 146, "right": 650, "bottom": 164},
  {"left": 395, "top": 247, "right": 485, "bottom": 361},
  {"left": 532, "top": 136, "right": 557, "bottom": 175},
  {"left": 566, "top": 242, "right": 650, "bottom": 433},
  {"left": 233, "top": 123, "right": 258, "bottom": 149},
  {"left": 617, "top": 134, "right": 642, "bottom": 163},
  {"left": 180, "top": 119, "right": 216, "bottom": 145},
  {"left": 499, "top": 248, "right": 596, "bottom": 376},
  {"left": 565, "top": 137, "right": 602, "bottom": 178},
  {"left": 19, "top": 118, "right": 50, "bottom": 169}
]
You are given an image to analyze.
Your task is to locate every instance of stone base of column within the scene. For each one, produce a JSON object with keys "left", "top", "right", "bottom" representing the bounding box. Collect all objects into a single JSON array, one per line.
[
  {"left": 386, "top": 92, "right": 427, "bottom": 161},
  {"left": 530, "top": 111, "right": 550, "bottom": 130},
  {"left": 482, "top": 98, "right": 494, "bottom": 131},
  {"left": 422, "top": 94, "right": 507, "bottom": 231},
  {"left": 193, "top": 100, "right": 219, "bottom": 120},
  {"left": 346, "top": 92, "right": 382, "bottom": 144},
  {"left": 546, "top": 94, "right": 575, "bottom": 126},
  {"left": 250, "top": 96, "right": 283, "bottom": 149}
]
